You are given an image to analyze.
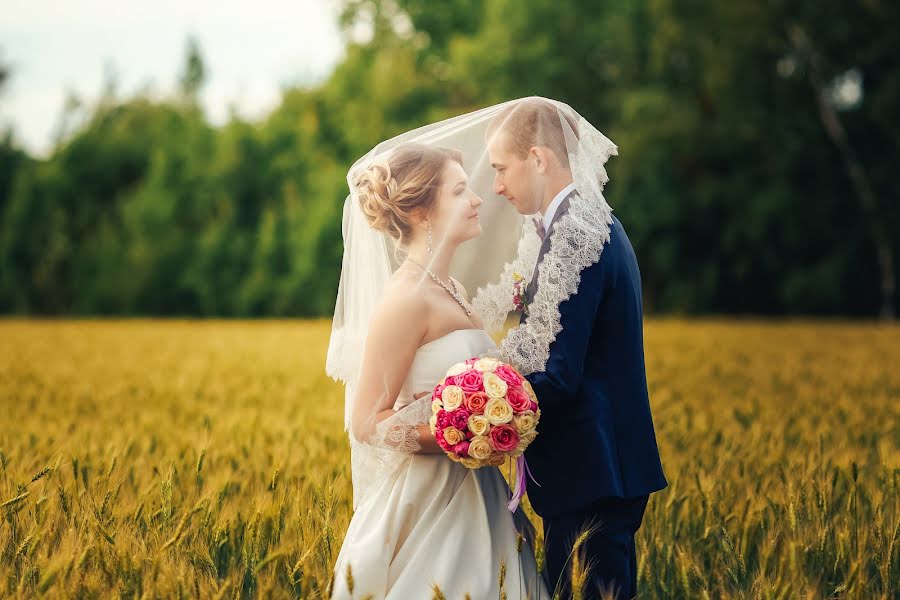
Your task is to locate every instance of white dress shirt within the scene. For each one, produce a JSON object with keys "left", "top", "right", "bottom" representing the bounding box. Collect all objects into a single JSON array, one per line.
[{"left": 541, "top": 182, "right": 577, "bottom": 233}]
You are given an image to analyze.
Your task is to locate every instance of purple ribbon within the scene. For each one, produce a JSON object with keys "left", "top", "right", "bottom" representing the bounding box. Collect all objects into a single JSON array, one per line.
[{"left": 507, "top": 455, "right": 541, "bottom": 512}]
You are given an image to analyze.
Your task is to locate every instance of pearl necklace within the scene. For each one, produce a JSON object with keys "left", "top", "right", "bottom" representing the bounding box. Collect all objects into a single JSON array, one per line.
[{"left": 407, "top": 258, "right": 472, "bottom": 316}]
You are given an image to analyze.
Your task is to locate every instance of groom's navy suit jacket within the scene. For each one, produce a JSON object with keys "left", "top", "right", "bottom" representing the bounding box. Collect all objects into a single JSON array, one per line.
[{"left": 522, "top": 195, "right": 667, "bottom": 518}]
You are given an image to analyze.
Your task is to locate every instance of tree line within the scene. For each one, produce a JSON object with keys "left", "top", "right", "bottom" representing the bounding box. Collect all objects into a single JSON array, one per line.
[{"left": 1, "top": 1, "right": 897, "bottom": 318}]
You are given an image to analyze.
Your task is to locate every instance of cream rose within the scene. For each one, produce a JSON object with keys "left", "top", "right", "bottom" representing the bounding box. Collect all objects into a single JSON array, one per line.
[
  {"left": 446, "top": 362, "right": 471, "bottom": 377},
  {"left": 484, "top": 397, "right": 514, "bottom": 425},
  {"left": 467, "top": 436, "right": 492, "bottom": 461},
  {"left": 513, "top": 411, "right": 536, "bottom": 434},
  {"left": 428, "top": 414, "right": 438, "bottom": 432},
  {"left": 515, "top": 432, "right": 538, "bottom": 454},
  {"left": 441, "top": 385, "right": 464, "bottom": 411},
  {"left": 431, "top": 399, "right": 443, "bottom": 414},
  {"left": 468, "top": 414, "right": 490, "bottom": 436},
  {"left": 459, "top": 457, "right": 481, "bottom": 469},
  {"left": 483, "top": 372, "right": 509, "bottom": 398},
  {"left": 442, "top": 426, "right": 464, "bottom": 445},
  {"left": 487, "top": 453, "right": 506, "bottom": 467},
  {"left": 473, "top": 357, "right": 501, "bottom": 372}
]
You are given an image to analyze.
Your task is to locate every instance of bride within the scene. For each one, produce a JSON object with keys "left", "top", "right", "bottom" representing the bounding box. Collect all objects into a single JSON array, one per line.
[{"left": 326, "top": 141, "right": 548, "bottom": 599}]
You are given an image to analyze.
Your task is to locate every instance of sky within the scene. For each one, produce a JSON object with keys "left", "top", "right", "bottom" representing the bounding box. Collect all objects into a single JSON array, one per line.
[{"left": 0, "top": 0, "right": 346, "bottom": 157}]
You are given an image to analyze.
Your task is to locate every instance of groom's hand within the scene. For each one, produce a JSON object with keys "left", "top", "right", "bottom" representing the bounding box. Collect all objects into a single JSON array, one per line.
[{"left": 413, "top": 391, "right": 430, "bottom": 401}]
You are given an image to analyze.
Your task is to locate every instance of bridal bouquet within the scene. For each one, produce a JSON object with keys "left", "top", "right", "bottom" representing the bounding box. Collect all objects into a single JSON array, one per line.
[{"left": 428, "top": 357, "right": 540, "bottom": 511}]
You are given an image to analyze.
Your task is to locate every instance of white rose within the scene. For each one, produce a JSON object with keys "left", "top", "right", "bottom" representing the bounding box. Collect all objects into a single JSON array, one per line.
[
  {"left": 446, "top": 362, "right": 471, "bottom": 377},
  {"left": 431, "top": 399, "right": 443, "bottom": 414},
  {"left": 483, "top": 372, "right": 508, "bottom": 399},
  {"left": 468, "top": 436, "right": 492, "bottom": 461},
  {"left": 428, "top": 414, "right": 438, "bottom": 432},
  {"left": 513, "top": 412, "right": 536, "bottom": 434},
  {"left": 441, "top": 385, "right": 464, "bottom": 411},
  {"left": 473, "top": 357, "right": 501, "bottom": 372},
  {"left": 442, "top": 426, "right": 464, "bottom": 445},
  {"left": 468, "top": 414, "right": 490, "bottom": 437},
  {"left": 515, "top": 430, "right": 538, "bottom": 454},
  {"left": 484, "top": 397, "right": 514, "bottom": 425}
]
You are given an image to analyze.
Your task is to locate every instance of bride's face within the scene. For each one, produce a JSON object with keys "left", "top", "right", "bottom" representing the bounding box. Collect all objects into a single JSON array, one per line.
[{"left": 429, "top": 160, "right": 483, "bottom": 245}]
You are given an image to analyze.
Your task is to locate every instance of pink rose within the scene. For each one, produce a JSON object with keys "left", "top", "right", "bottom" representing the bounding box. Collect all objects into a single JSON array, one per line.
[
  {"left": 494, "top": 365, "right": 523, "bottom": 389},
  {"left": 529, "top": 401, "right": 538, "bottom": 413},
  {"left": 464, "top": 392, "right": 490, "bottom": 415},
  {"left": 489, "top": 424, "right": 520, "bottom": 453},
  {"left": 437, "top": 410, "right": 450, "bottom": 428},
  {"left": 453, "top": 441, "right": 471, "bottom": 457},
  {"left": 435, "top": 428, "right": 451, "bottom": 451},
  {"left": 506, "top": 388, "right": 532, "bottom": 413},
  {"left": 449, "top": 369, "right": 484, "bottom": 394},
  {"left": 450, "top": 409, "right": 470, "bottom": 431},
  {"left": 433, "top": 382, "right": 446, "bottom": 401}
]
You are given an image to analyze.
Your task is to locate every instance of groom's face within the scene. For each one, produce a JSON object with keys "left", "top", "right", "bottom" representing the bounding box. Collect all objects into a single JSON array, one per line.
[{"left": 488, "top": 132, "right": 541, "bottom": 216}]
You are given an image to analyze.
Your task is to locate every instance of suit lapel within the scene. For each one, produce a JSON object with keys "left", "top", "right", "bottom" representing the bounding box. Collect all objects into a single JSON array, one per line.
[{"left": 526, "top": 193, "right": 574, "bottom": 303}]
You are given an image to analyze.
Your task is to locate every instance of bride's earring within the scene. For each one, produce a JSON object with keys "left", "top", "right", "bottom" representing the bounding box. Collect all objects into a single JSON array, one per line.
[{"left": 426, "top": 221, "right": 433, "bottom": 255}]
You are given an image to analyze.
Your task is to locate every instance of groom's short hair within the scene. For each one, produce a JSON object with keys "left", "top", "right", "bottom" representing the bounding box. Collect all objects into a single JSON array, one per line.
[{"left": 487, "top": 97, "right": 579, "bottom": 169}]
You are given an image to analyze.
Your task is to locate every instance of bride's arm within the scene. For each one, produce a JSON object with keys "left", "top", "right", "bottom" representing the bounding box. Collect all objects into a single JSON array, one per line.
[
  {"left": 369, "top": 407, "right": 443, "bottom": 454},
  {"left": 350, "top": 288, "right": 443, "bottom": 454},
  {"left": 376, "top": 401, "right": 444, "bottom": 454}
]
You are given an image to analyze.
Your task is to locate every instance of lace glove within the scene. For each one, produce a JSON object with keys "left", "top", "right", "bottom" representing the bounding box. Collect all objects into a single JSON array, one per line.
[{"left": 354, "top": 393, "right": 433, "bottom": 454}]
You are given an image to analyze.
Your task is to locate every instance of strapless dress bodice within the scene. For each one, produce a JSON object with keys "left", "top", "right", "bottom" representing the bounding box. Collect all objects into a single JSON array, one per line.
[{"left": 396, "top": 329, "right": 496, "bottom": 409}]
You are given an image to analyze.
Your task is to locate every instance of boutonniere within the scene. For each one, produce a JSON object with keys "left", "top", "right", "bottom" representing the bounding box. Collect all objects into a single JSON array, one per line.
[{"left": 512, "top": 272, "right": 529, "bottom": 317}]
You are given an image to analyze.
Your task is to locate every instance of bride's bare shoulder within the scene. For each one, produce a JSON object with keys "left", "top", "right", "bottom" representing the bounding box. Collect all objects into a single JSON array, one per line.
[
  {"left": 372, "top": 270, "right": 429, "bottom": 322},
  {"left": 448, "top": 276, "right": 469, "bottom": 301},
  {"left": 386, "top": 265, "right": 433, "bottom": 299}
]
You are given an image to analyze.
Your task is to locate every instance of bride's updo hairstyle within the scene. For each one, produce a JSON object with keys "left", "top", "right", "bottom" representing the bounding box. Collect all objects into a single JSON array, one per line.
[{"left": 354, "top": 143, "right": 463, "bottom": 245}]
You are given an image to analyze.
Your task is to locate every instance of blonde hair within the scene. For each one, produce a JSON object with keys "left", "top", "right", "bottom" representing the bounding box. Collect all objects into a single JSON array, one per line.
[
  {"left": 487, "top": 98, "right": 579, "bottom": 169},
  {"left": 354, "top": 143, "right": 463, "bottom": 244}
]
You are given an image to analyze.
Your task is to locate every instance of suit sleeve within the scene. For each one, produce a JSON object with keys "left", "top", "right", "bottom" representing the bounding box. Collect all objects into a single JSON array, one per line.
[{"left": 525, "top": 252, "right": 606, "bottom": 420}]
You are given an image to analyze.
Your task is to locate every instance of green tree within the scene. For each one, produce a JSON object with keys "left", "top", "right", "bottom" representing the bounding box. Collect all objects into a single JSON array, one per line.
[{"left": 2, "top": 2, "right": 898, "bottom": 318}]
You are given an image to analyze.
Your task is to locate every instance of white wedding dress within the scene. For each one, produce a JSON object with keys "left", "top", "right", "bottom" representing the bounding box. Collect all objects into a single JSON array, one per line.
[{"left": 331, "top": 329, "right": 550, "bottom": 599}]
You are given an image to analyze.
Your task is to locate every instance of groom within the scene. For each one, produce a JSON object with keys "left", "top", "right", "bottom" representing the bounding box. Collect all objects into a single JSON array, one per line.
[{"left": 487, "top": 99, "right": 667, "bottom": 599}]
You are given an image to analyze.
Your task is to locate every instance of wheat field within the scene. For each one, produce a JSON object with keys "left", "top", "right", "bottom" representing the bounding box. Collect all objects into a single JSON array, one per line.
[{"left": 1, "top": 318, "right": 898, "bottom": 599}]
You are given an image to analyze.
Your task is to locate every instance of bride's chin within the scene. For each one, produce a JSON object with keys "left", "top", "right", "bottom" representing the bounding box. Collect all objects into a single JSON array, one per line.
[{"left": 455, "top": 223, "right": 482, "bottom": 243}]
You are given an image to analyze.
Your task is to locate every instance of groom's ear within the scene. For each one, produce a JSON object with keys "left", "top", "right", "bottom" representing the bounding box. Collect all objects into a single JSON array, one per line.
[{"left": 529, "top": 146, "right": 549, "bottom": 174}]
